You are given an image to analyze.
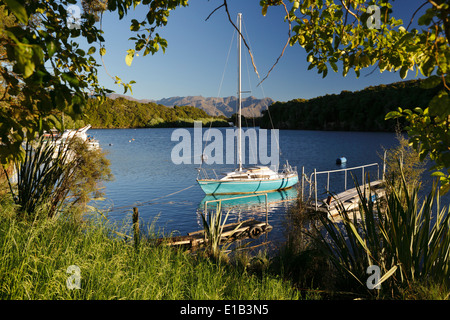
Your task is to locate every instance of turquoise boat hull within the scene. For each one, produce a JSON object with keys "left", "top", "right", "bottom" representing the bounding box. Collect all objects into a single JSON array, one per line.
[{"left": 197, "top": 174, "right": 298, "bottom": 195}]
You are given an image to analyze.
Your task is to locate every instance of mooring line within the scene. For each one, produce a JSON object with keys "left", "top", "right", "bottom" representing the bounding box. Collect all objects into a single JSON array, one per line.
[{"left": 109, "top": 184, "right": 197, "bottom": 213}]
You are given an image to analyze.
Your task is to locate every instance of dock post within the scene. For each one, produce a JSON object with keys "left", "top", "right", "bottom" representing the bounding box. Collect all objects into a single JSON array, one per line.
[
  {"left": 301, "top": 166, "right": 304, "bottom": 201},
  {"left": 309, "top": 173, "right": 312, "bottom": 199},
  {"left": 362, "top": 167, "right": 365, "bottom": 187},
  {"left": 327, "top": 171, "right": 330, "bottom": 192},
  {"left": 344, "top": 169, "right": 347, "bottom": 190},
  {"left": 133, "top": 207, "right": 140, "bottom": 250},
  {"left": 265, "top": 193, "right": 269, "bottom": 225},
  {"left": 314, "top": 168, "right": 317, "bottom": 211}
]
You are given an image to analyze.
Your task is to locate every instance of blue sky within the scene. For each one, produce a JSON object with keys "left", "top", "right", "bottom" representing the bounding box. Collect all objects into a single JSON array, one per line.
[{"left": 93, "top": 0, "right": 428, "bottom": 102}]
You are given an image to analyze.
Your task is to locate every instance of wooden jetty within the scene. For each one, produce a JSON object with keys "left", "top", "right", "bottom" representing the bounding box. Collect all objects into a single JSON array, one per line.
[
  {"left": 301, "top": 163, "right": 386, "bottom": 219},
  {"left": 162, "top": 218, "right": 272, "bottom": 247},
  {"left": 315, "top": 180, "right": 386, "bottom": 219}
]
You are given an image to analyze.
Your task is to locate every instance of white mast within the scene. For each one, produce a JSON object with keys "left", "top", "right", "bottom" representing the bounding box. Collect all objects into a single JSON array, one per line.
[{"left": 237, "top": 13, "right": 242, "bottom": 172}]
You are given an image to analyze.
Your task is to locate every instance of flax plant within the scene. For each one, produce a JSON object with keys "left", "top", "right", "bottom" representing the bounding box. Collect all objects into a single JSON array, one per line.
[
  {"left": 4, "top": 135, "right": 111, "bottom": 219},
  {"left": 200, "top": 204, "right": 241, "bottom": 261},
  {"left": 317, "top": 165, "right": 450, "bottom": 298},
  {"left": 4, "top": 136, "right": 73, "bottom": 218}
]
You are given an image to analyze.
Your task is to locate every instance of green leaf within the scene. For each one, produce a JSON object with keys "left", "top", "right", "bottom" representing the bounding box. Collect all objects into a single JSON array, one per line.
[
  {"left": 439, "top": 181, "right": 450, "bottom": 196},
  {"left": 413, "top": 107, "right": 423, "bottom": 114},
  {"left": 125, "top": 49, "right": 134, "bottom": 66},
  {"left": 130, "top": 19, "right": 140, "bottom": 31},
  {"left": 61, "top": 72, "right": 79, "bottom": 87},
  {"left": 262, "top": 5, "right": 268, "bottom": 16},
  {"left": 14, "top": 43, "right": 34, "bottom": 78},
  {"left": 46, "top": 41, "right": 57, "bottom": 58},
  {"left": 420, "top": 56, "right": 435, "bottom": 77},
  {"left": 330, "top": 61, "right": 338, "bottom": 73},
  {"left": 99, "top": 47, "right": 106, "bottom": 56},
  {"left": 431, "top": 171, "right": 446, "bottom": 177},
  {"left": 4, "top": 0, "right": 28, "bottom": 24},
  {"left": 87, "top": 46, "right": 96, "bottom": 55},
  {"left": 400, "top": 65, "right": 408, "bottom": 79},
  {"left": 385, "top": 111, "right": 401, "bottom": 120},
  {"left": 76, "top": 49, "right": 85, "bottom": 56},
  {"left": 23, "top": 60, "right": 35, "bottom": 78}
]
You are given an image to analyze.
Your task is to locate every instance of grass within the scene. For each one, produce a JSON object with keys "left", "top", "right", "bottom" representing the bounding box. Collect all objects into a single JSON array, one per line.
[{"left": 0, "top": 193, "right": 300, "bottom": 300}]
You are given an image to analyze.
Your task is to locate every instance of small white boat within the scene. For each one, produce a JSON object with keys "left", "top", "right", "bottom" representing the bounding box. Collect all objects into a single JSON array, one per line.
[
  {"left": 59, "top": 125, "right": 100, "bottom": 150},
  {"left": 41, "top": 125, "right": 100, "bottom": 161}
]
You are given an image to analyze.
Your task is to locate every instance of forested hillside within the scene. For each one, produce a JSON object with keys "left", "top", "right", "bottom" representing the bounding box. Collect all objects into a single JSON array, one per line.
[
  {"left": 260, "top": 80, "right": 442, "bottom": 131},
  {"left": 80, "top": 97, "right": 229, "bottom": 128},
  {"left": 107, "top": 94, "right": 274, "bottom": 118}
]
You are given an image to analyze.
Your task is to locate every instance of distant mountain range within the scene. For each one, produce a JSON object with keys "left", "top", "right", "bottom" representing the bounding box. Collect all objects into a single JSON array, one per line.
[{"left": 107, "top": 93, "right": 274, "bottom": 118}]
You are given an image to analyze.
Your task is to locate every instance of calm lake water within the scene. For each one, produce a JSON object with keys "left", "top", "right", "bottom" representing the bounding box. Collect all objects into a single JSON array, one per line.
[{"left": 89, "top": 127, "right": 404, "bottom": 247}]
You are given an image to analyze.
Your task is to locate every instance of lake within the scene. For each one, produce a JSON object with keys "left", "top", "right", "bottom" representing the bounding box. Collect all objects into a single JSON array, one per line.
[{"left": 89, "top": 127, "right": 406, "bottom": 247}]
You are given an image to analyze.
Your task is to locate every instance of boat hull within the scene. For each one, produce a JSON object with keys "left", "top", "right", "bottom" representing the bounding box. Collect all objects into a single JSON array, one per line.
[{"left": 197, "top": 174, "right": 298, "bottom": 195}]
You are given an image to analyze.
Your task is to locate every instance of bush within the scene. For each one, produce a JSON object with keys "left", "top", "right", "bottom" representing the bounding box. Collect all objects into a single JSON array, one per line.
[
  {"left": 3, "top": 135, "right": 112, "bottom": 219},
  {"left": 381, "top": 129, "right": 427, "bottom": 192}
]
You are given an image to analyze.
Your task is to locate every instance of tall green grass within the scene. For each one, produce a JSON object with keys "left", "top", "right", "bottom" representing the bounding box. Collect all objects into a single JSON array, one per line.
[{"left": 0, "top": 198, "right": 299, "bottom": 300}]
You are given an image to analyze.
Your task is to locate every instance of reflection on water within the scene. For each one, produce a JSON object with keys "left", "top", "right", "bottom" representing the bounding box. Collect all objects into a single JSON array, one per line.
[
  {"left": 197, "top": 188, "right": 299, "bottom": 231},
  {"left": 200, "top": 188, "right": 298, "bottom": 212},
  {"left": 194, "top": 188, "right": 300, "bottom": 251}
]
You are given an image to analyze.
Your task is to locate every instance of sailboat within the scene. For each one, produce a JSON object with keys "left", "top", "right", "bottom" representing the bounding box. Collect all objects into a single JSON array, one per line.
[{"left": 196, "top": 13, "right": 298, "bottom": 195}]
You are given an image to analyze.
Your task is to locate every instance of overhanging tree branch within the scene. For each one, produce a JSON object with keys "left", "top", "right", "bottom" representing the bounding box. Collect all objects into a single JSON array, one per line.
[
  {"left": 207, "top": 0, "right": 259, "bottom": 77},
  {"left": 257, "top": 0, "right": 291, "bottom": 86}
]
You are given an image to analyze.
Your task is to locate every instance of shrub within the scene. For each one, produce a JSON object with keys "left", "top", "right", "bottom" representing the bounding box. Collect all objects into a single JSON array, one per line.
[{"left": 3, "top": 135, "right": 112, "bottom": 219}]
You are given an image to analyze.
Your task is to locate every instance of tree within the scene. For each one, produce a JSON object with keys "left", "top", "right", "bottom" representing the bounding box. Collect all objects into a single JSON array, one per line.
[
  {"left": 0, "top": 0, "right": 188, "bottom": 165},
  {"left": 258, "top": 0, "right": 449, "bottom": 194}
]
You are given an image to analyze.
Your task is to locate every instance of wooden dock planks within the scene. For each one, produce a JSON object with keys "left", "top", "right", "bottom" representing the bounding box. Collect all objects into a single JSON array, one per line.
[
  {"left": 313, "top": 180, "right": 386, "bottom": 218},
  {"left": 162, "top": 218, "right": 272, "bottom": 247}
]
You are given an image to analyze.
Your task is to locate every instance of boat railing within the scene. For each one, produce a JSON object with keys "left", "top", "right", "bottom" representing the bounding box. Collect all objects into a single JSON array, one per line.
[
  {"left": 301, "top": 162, "right": 382, "bottom": 211},
  {"left": 281, "top": 164, "right": 297, "bottom": 175},
  {"left": 197, "top": 168, "right": 220, "bottom": 180}
]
